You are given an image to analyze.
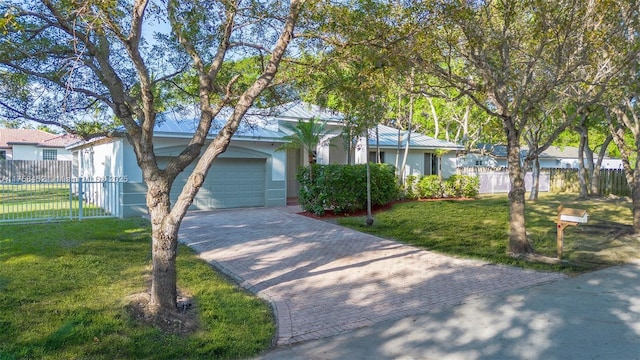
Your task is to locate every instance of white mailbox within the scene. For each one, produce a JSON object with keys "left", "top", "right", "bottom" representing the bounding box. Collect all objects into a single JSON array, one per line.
[{"left": 558, "top": 207, "right": 588, "bottom": 224}]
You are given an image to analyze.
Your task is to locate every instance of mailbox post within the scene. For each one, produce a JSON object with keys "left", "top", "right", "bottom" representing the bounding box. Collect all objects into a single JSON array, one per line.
[{"left": 554, "top": 205, "right": 588, "bottom": 260}]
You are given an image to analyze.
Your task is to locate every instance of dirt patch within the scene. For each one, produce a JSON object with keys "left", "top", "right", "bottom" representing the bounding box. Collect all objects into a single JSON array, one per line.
[
  {"left": 571, "top": 221, "right": 640, "bottom": 266},
  {"left": 124, "top": 290, "right": 199, "bottom": 335}
]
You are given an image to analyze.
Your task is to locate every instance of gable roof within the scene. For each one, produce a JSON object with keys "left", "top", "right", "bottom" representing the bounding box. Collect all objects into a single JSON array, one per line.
[
  {"left": 370, "top": 124, "right": 463, "bottom": 151},
  {"left": 0, "top": 128, "right": 78, "bottom": 148}
]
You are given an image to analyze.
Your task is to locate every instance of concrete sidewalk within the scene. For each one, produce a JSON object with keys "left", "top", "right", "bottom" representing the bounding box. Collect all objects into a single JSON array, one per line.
[
  {"left": 256, "top": 260, "right": 640, "bottom": 360},
  {"left": 179, "top": 207, "right": 567, "bottom": 348}
]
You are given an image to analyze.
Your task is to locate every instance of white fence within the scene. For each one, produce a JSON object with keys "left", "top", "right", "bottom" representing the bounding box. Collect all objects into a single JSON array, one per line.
[
  {"left": 457, "top": 167, "right": 550, "bottom": 194},
  {"left": 0, "top": 178, "right": 121, "bottom": 223}
]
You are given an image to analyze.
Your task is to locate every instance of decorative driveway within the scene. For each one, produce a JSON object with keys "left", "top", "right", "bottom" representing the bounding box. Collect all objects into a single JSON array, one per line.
[{"left": 179, "top": 207, "right": 566, "bottom": 346}]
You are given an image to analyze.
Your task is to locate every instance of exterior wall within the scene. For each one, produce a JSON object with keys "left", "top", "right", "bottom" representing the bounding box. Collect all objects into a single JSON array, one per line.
[
  {"left": 9, "top": 144, "right": 72, "bottom": 161},
  {"left": 457, "top": 154, "right": 499, "bottom": 168},
  {"left": 440, "top": 152, "right": 458, "bottom": 178},
  {"left": 327, "top": 135, "right": 351, "bottom": 164},
  {"left": 118, "top": 138, "right": 287, "bottom": 217},
  {"left": 355, "top": 142, "right": 459, "bottom": 179},
  {"left": 11, "top": 144, "right": 38, "bottom": 160}
]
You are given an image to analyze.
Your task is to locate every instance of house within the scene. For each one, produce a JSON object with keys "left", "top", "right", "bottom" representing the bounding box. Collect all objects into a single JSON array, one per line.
[
  {"left": 458, "top": 144, "right": 623, "bottom": 170},
  {"left": 359, "top": 124, "right": 463, "bottom": 180},
  {"left": 0, "top": 128, "right": 78, "bottom": 161},
  {"left": 69, "top": 102, "right": 464, "bottom": 217}
]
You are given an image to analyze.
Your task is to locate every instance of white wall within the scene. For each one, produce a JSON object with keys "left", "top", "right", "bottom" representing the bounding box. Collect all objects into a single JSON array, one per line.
[
  {"left": 77, "top": 139, "right": 125, "bottom": 179},
  {"left": 10, "top": 144, "right": 73, "bottom": 161},
  {"left": 11, "top": 144, "right": 38, "bottom": 160},
  {"left": 457, "top": 154, "right": 499, "bottom": 168}
]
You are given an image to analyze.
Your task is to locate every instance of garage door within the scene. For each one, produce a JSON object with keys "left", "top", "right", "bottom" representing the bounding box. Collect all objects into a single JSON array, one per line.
[{"left": 169, "top": 158, "right": 266, "bottom": 210}]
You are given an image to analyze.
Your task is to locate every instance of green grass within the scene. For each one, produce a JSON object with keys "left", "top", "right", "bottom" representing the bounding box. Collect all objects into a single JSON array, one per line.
[
  {"left": 0, "top": 218, "right": 274, "bottom": 359},
  {"left": 0, "top": 183, "right": 109, "bottom": 221},
  {"left": 338, "top": 193, "right": 636, "bottom": 273}
]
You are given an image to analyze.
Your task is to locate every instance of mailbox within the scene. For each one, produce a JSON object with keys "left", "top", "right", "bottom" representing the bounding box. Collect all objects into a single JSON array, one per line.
[
  {"left": 555, "top": 205, "right": 588, "bottom": 260},
  {"left": 558, "top": 207, "right": 588, "bottom": 224}
]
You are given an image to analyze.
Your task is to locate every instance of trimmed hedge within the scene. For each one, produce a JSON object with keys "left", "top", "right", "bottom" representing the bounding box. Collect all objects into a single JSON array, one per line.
[
  {"left": 417, "top": 174, "right": 479, "bottom": 199},
  {"left": 297, "top": 163, "right": 399, "bottom": 215}
]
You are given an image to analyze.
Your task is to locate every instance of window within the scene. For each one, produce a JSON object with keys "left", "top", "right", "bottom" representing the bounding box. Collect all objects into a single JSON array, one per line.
[
  {"left": 0, "top": 150, "right": 5, "bottom": 160},
  {"left": 475, "top": 160, "right": 483, "bottom": 166},
  {"left": 368, "top": 151, "right": 385, "bottom": 163},
  {"left": 43, "top": 149, "right": 57, "bottom": 160},
  {"left": 424, "top": 153, "right": 439, "bottom": 176}
]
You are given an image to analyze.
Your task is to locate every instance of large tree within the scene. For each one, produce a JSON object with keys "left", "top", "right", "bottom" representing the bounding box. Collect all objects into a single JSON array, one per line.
[
  {"left": 412, "top": 0, "right": 637, "bottom": 254},
  {"left": 0, "top": 0, "right": 304, "bottom": 316}
]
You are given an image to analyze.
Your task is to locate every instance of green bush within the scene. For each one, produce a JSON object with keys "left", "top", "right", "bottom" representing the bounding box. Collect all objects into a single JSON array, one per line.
[
  {"left": 417, "top": 175, "right": 444, "bottom": 198},
  {"left": 403, "top": 175, "right": 419, "bottom": 199},
  {"left": 444, "top": 174, "right": 480, "bottom": 198},
  {"left": 297, "top": 163, "right": 399, "bottom": 215},
  {"left": 417, "top": 175, "right": 479, "bottom": 199}
]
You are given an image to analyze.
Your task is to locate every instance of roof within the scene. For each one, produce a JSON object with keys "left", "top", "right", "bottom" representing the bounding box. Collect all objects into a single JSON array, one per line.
[
  {"left": 476, "top": 144, "right": 609, "bottom": 159},
  {"left": 269, "top": 101, "right": 344, "bottom": 123},
  {"left": 0, "top": 128, "right": 78, "bottom": 148},
  {"left": 370, "top": 124, "right": 463, "bottom": 150},
  {"left": 153, "top": 109, "right": 286, "bottom": 140}
]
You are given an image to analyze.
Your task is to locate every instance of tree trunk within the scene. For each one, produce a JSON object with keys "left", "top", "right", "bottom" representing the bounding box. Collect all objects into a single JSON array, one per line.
[
  {"left": 427, "top": 97, "right": 439, "bottom": 139},
  {"left": 506, "top": 125, "right": 533, "bottom": 254},
  {"left": 633, "top": 154, "right": 640, "bottom": 233},
  {"left": 528, "top": 156, "right": 540, "bottom": 201},
  {"left": 147, "top": 179, "right": 178, "bottom": 313},
  {"left": 577, "top": 132, "right": 589, "bottom": 199},
  {"left": 591, "top": 135, "right": 613, "bottom": 195}
]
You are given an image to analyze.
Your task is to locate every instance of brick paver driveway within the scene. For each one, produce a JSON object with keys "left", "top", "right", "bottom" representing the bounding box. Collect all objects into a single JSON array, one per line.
[{"left": 179, "top": 207, "right": 565, "bottom": 345}]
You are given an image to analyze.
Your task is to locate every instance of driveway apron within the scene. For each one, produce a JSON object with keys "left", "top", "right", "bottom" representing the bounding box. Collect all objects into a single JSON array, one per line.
[{"left": 179, "top": 207, "right": 566, "bottom": 346}]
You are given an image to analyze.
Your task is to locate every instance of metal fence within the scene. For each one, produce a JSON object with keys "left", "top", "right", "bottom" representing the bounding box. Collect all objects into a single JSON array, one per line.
[{"left": 0, "top": 179, "right": 121, "bottom": 223}]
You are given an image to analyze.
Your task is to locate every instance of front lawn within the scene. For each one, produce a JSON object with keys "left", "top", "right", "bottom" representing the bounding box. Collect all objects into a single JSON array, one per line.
[
  {"left": 338, "top": 194, "right": 637, "bottom": 273},
  {"left": 0, "top": 218, "right": 274, "bottom": 359}
]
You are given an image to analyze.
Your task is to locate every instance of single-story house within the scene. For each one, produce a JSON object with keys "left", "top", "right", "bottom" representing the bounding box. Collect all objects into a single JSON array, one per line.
[
  {"left": 68, "top": 102, "right": 463, "bottom": 217},
  {"left": 0, "top": 128, "right": 78, "bottom": 161},
  {"left": 360, "top": 124, "right": 463, "bottom": 180},
  {"left": 458, "top": 144, "right": 623, "bottom": 170}
]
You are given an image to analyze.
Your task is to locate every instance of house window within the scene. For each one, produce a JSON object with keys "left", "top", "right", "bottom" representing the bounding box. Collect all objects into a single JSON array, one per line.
[
  {"left": 43, "top": 149, "right": 57, "bottom": 160},
  {"left": 475, "top": 160, "right": 483, "bottom": 166},
  {"left": 424, "top": 153, "right": 439, "bottom": 176},
  {"left": 369, "top": 151, "right": 385, "bottom": 163},
  {"left": 0, "top": 150, "right": 5, "bottom": 160}
]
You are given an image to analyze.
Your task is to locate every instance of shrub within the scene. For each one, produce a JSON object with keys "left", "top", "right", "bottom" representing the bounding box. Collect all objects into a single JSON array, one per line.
[
  {"left": 297, "top": 163, "right": 399, "bottom": 215},
  {"left": 417, "top": 175, "right": 479, "bottom": 199},
  {"left": 445, "top": 175, "right": 479, "bottom": 198},
  {"left": 417, "top": 175, "right": 444, "bottom": 198},
  {"left": 403, "top": 174, "right": 419, "bottom": 199}
]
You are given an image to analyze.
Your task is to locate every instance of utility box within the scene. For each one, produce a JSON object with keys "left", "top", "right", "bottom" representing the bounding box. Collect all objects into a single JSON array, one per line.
[{"left": 558, "top": 207, "right": 588, "bottom": 224}]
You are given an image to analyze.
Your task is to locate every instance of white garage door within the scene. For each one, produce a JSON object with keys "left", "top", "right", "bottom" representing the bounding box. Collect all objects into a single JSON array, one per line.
[{"left": 169, "top": 158, "right": 266, "bottom": 210}]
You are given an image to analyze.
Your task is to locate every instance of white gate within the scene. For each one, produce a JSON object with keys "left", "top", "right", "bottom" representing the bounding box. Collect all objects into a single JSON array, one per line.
[{"left": 0, "top": 178, "right": 121, "bottom": 223}]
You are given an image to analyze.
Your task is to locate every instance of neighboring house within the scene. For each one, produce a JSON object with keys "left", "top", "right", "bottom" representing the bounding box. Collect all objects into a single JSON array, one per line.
[
  {"left": 69, "top": 102, "right": 464, "bottom": 217},
  {"left": 458, "top": 144, "right": 623, "bottom": 170},
  {"left": 0, "top": 128, "right": 78, "bottom": 161}
]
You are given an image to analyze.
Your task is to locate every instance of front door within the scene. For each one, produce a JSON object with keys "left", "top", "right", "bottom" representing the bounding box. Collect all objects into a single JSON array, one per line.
[{"left": 286, "top": 148, "right": 302, "bottom": 198}]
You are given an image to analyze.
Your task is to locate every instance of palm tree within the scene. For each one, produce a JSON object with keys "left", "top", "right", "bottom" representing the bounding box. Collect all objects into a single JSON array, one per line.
[{"left": 276, "top": 117, "right": 331, "bottom": 181}]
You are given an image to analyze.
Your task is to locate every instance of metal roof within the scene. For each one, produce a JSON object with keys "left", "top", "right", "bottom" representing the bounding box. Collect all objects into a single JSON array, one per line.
[
  {"left": 268, "top": 101, "right": 344, "bottom": 123},
  {"left": 370, "top": 124, "right": 463, "bottom": 150},
  {"left": 477, "top": 144, "right": 594, "bottom": 159},
  {"left": 154, "top": 109, "right": 286, "bottom": 139}
]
